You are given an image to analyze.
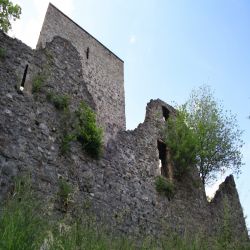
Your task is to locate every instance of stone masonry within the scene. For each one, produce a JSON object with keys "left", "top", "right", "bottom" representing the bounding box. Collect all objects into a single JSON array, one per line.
[
  {"left": 0, "top": 5, "right": 248, "bottom": 242},
  {"left": 37, "top": 3, "right": 125, "bottom": 143}
]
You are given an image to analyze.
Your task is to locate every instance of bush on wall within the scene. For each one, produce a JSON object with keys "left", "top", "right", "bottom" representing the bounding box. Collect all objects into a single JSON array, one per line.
[
  {"left": 75, "top": 102, "right": 103, "bottom": 159},
  {"left": 32, "top": 73, "right": 46, "bottom": 93},
  {"left": 47, "top": 92, "right": 70, "bottom": 110},
  {"left": 0, "top": 47, "right": 6, "bottom": 60},
  {"left": 155, "top": 176, "right": 175, "bottom": 199},
  {"left": 61, "top": 101, "right": 103, "bottom": 159}
]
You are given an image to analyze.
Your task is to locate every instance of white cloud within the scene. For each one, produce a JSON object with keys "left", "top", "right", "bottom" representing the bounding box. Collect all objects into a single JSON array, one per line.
[
  {"left": 129, "top": 35, "right": 136, "bottom": 44},
  {"left": 9, "top": 0, "right": 75, "bottom": 48}
]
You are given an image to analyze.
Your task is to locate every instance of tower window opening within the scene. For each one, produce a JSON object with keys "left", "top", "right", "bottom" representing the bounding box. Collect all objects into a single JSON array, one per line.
[
  {"left": 86, "top": 47, "right": 89, "bottom": 59},
  {"left": 157, "top": 140, "right": 168, "bottom": 177},
  {"left": 20, "top": 64, "right": 29, "bottom": 91},
  {"left": 162, "top": 106, "right": 170, "bottom": 121}
]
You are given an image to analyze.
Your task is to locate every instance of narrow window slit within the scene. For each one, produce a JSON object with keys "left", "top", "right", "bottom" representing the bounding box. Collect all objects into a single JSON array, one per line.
[
  {"left": 86, "top": 47, "right": 89, "bottom": 59},
  {"left": 162, "top": 106, "right": 170, "bottom": 121},
  {"left": 20, "top": 64, "right": 29, "bottom": 90}
]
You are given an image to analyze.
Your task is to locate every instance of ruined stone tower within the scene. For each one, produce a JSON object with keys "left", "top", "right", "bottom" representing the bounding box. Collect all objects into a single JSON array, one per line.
[
  {"left": 37, "top": 3, "right": 126, "bottom": 143},
  {"left": 0, "top": 3, "right": 248, "bottom": 243}
]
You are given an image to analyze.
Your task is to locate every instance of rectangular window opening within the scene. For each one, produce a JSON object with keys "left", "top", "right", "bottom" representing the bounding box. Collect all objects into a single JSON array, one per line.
[{"left": 157, "top": 140, "right": 168, "bottom": 177}]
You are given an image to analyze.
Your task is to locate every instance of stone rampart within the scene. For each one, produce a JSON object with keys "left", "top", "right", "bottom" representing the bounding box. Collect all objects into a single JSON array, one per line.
[{"left": 0, "top": 30, "right": 248, "bottom": 240}]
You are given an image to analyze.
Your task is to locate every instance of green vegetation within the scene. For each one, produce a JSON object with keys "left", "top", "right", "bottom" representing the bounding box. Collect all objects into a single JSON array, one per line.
[
  {"left": 61, "top": 101, "right": 103, "bottom": 159},
  {"left": 47, "top": 92, "right": 70, "bottom": 110},
  {"left": 32, "top": 73, "right": 46, "bottom": 93},
  {"left": 165, "top": 108, "right": 198, "bottom": 179},
  {"left": 165, "top": 85, "right": 244, "bottom": 185},
  {"left": 0, "top": 47, "right": 6, "bottom": 60},
  {"left": 0, "top": 178, "right": 46, "bottom": 250},
  {"left": 0, "top": 181, "right": 249, "bottom": 250},
  {"left": 155, "top": 176, "right": 175, "bottom": 199},
  {"left": 0, "top": 0, "right": 21, "bottom": 33},
  {"left": 29, "top": 57, "right": 102, "bottom": 160},
  {"left": 58, "top": 178, "right": 72, "bottom": 210},
  {"left": 75, "top": 102, "right": 103, "bottom": 158},
  {"left": 61, "top": 133, "right": 75, "bottom": 155},
  {"left": 46, "top": 91, "right": 102, "bottom": 159},
  {"left": 216, "top": 197, "right": 243, "bottom": 250},
  {"left": 32, "top": 51, "right": 53, "bottom": 95}
]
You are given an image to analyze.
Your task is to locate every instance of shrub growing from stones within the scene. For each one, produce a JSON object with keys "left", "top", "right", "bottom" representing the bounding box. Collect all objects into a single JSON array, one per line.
[
  {"left": 47, "top": 92, "right": 70, "bottom": 110},
  {"left": 58, "top": 178, "right": 72, "bottom": 210},
  {"left": 75, "top": 102, "right": 103, "bottom": 159},
  {"left": 0, "top": 47, "right": 6, "bottom": 60},
  {"left": 61, "top": 133, "right": 75, "bottom": 154},
  {"left": 32, "top": 73, "right": 46, "bottom": 93},
  {"left": 155, "top": 176, "right": 175, "bottom": 199},
  {"left": 60, "top": 101, "right": 103, "bottom": 159}
]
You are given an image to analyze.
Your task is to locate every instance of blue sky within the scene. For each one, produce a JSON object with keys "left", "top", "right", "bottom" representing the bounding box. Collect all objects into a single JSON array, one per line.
[{"left": 10, "top": 0, "right": 250, "bottom": 229}]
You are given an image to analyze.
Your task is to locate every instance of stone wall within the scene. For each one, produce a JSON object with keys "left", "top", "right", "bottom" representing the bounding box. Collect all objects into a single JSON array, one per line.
[
  {"left": 0, "top": 31, "right": 248, "bottom": 241},
  {"left": 210, "top": 175, "right": 248, "bottom": 240},
  {"left": 37, "top": 3, "right": 125, "bottom": 143},
  {"left": 0, "top": 30, "right": 95, "bottom": 201}
]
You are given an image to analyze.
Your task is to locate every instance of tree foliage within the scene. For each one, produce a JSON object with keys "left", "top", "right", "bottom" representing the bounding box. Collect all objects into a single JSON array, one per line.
[
  {"left": 166, "top": 85, "right": 244, "bottom": 185},
  {"left": 165, "top": 108, "right": 198, "bottom": 179},
  {"left": 0, "top": 0, "right": 21, "bottom": 33}
]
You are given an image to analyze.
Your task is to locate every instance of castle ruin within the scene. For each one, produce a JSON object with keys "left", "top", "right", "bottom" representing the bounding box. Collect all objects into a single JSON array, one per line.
[{"left": 0, "top": 3, "right": 248, "bottom": 241}]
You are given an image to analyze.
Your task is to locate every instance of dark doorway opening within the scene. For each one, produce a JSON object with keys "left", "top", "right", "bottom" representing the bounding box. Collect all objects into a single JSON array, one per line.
[{"left": 162, "top": 106, "right": 170, "bottom": 121}]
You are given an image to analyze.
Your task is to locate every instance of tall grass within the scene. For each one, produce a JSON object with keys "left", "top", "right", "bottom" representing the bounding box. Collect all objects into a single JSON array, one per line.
[
  {"left": 0, "top": 179, "right": 47, "bottom": 250},
  {"left": 0, "top": 179, "right": 249, "bottom": 250}
]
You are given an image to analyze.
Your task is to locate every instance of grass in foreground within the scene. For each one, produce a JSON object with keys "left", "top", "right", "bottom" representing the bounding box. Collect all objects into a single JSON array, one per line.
[{"left": 0, "top": 179, "right": 249, "bottom": 250}]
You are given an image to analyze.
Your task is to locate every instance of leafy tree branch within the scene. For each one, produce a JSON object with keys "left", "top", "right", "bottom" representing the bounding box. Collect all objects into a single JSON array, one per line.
[
  {"left": 0, "top": 0, "right": 21, "bottom": 33},
  {"left": 165, "top": 85, "right": 244, "bottom": 185}
]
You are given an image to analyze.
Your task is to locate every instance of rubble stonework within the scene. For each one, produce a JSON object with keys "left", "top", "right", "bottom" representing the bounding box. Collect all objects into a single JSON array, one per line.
[
  {"left": 37, "top": 3, "right": 125, "bottom": 143},
  {"left": 0, "top": 8, "right": 248, "bottom": 241}
]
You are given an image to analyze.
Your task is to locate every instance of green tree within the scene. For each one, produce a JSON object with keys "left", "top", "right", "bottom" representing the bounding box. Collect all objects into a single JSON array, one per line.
[
  {"left": 165, "top": 108, "right": 198, "bottom": 179},
  {"left": 0, "top": 0, "right": 21, "bottom": 33},
  {"left": 166, "top": 85, "right": 244, "bottom": 185}
]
